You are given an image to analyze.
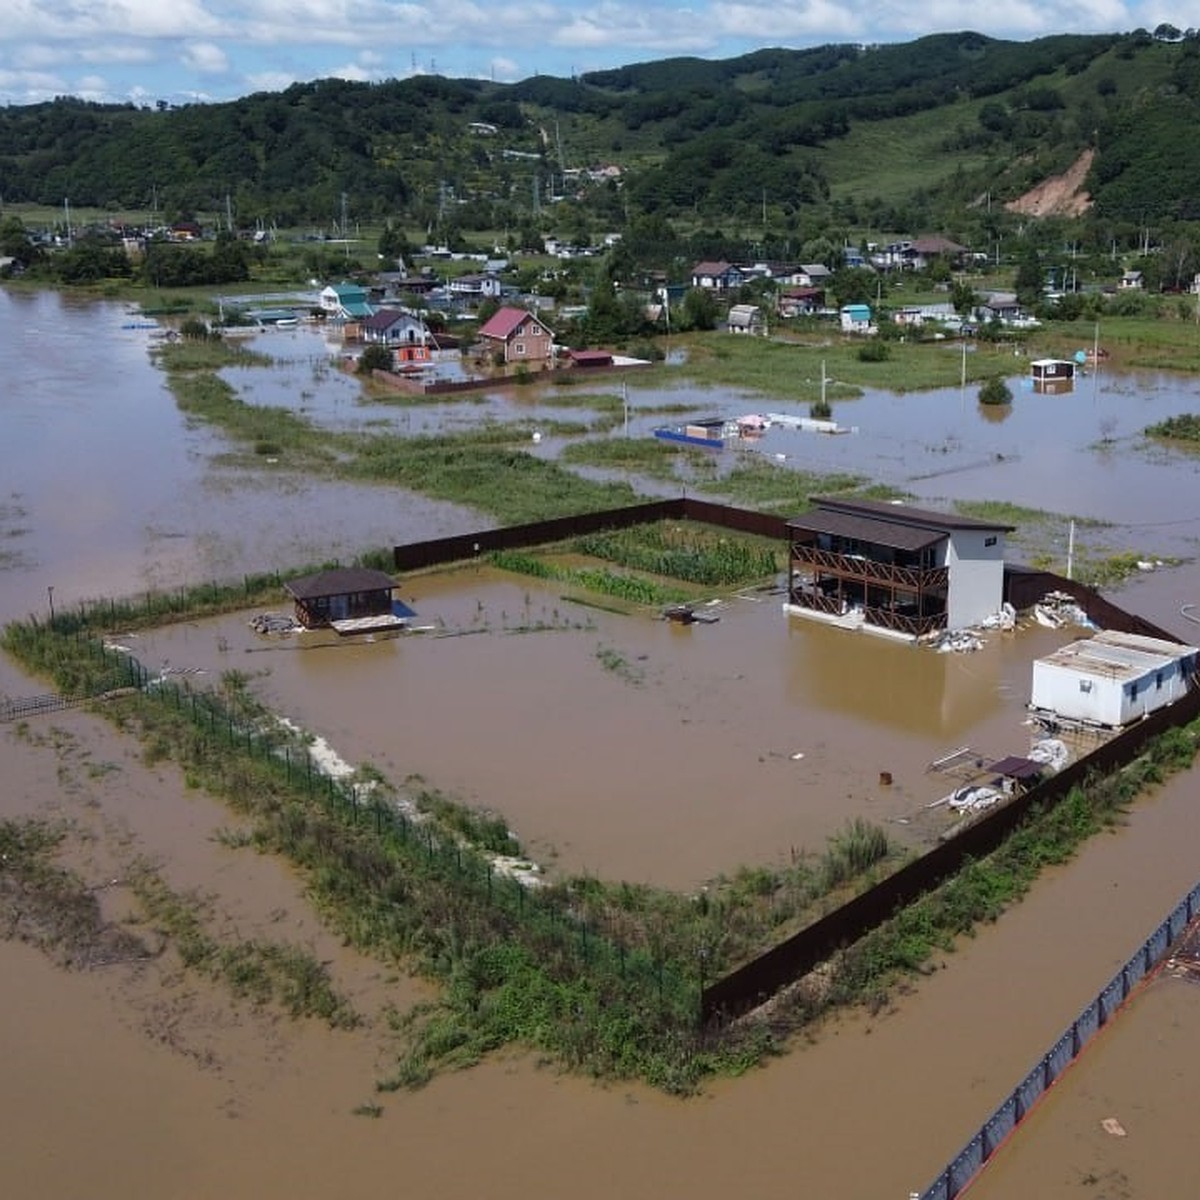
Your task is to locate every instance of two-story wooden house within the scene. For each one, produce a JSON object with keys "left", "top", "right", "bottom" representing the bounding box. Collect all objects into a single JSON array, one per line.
[{"left": 786, "top": 498, "right": 1012, "bottom": 638}]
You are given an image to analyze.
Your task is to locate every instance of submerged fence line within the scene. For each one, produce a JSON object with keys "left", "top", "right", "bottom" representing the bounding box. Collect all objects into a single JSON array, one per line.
[
  {"left": 99, "top": 646, "right": 704, "bottom": 1023},
  {"left": 915, "top": 880, "right": 1200, "bottom": 1200}
]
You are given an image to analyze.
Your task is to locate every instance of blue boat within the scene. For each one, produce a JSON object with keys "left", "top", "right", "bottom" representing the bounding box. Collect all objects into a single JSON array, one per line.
[{"left": 653, "top": 417, "right": 727, "bottom": 449}]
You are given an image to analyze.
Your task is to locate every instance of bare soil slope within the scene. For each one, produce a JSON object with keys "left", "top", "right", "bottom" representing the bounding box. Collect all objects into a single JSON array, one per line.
[{"left": 1005, "top": 149, "right": 1094, "bottom": 217}]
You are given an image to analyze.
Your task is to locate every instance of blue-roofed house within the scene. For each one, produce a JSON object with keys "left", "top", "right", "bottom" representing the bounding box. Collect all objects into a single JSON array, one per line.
[{"left": 840, "top": 303, "right": 873, "bottom": 333}]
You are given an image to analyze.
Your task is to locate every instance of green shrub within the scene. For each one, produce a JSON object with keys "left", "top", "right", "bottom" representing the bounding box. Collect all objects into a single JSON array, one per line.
[{"left": 978, "top": 376, "right": 1013, "bottom": 406}]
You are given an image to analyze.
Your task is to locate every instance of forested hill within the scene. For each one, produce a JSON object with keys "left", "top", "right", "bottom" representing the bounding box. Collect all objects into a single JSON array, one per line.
[{"left": 3, "top": 27, "right": 1200, "bottom": 234}]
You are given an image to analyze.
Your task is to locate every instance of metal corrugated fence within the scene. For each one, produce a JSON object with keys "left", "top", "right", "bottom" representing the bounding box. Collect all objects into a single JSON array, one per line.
[{"left": 915, "top": 880, "right": 1200, "bottom": 1200}]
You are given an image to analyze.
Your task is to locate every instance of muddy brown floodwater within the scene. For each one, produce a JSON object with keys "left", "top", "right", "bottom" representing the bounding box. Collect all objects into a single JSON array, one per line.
[
  {"left": 127, "top": 567, "right": 1079, "bottom": 889},
  {"left": 3, "top": 290, "right": 1200, "bottom": 1198}
]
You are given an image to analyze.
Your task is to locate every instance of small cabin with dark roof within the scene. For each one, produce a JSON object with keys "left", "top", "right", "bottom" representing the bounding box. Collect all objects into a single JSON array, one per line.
[
  {"left": 786, "top": 497, "right": 1012, "bottom": 638},
  {"left": 284, "top": 567, "right": 411, "bottom": 633}
]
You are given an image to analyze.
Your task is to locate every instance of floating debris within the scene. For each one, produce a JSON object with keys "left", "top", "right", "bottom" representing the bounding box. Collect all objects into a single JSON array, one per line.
[
  {"left": 980, "top": 602, "right": 1017, "bottom": 631},
  {"left": 932, "top": 628, "right": 984, "bottom": 653},
  {"left": 1028, "top": 737, "right": 1070, "bottom": 773},
  {"left": 249, "top": 612, "right": 303, "bottom": 635},
  {"left": 1033, "top": 591, "right": 1095, "bottom": 630}
]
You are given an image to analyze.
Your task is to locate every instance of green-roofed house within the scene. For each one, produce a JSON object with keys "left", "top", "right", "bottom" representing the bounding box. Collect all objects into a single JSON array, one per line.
[{"left": 320, "top": 281, "right": 375, "bottom": 321}]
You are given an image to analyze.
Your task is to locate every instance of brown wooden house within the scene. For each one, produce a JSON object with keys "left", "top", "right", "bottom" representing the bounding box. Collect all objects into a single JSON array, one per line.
[
  {"left": 283, "top": 567, "right": 403, "bottom": 631},
  {"left": 786, "top": 498, "right": 1010, "bottom": 637}
]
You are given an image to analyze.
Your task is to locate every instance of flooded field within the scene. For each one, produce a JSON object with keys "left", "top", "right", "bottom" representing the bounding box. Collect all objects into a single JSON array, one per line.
[
  {"left": 4, "top": 288, "right": 1200, "bottom": 1198},
  {"left": 127, "top": 566, "right": 1079, "bottom": 889}
]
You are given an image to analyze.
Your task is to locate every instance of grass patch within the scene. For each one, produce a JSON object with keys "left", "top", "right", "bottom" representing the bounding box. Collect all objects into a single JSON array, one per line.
[
  {"left": 489, "top": 549, "right": 691, "bottom": 607},
  {"left": 129, "top": 863, "right": 357, "bottom": 1027},
  {"left": 561, "top": 436, "right": 714, "bottom": 482},
  {"left": 1146, "top": 413, "right": 1200, "bottom": 443},
  {"left": 0, "top": 817, "right": 148, "bottom": 968},
  {"left": 346, "top": 430, "right": 641, "bottom": 524},
  {"left": 696, "top": 459, "right": 866, "bottom": 513},
  {"left": 572, "top": 522, "right": 780, "bottom": 587}
]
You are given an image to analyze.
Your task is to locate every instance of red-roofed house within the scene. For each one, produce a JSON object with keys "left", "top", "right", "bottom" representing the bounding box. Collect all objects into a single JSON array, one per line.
[{"left": 477, "top": 307, "right": 555, "bottom": 364}]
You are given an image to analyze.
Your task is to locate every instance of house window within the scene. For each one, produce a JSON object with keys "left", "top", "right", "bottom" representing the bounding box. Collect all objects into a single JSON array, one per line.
[
  {"left": 514, "top": 342, "right": 526, "bottom": 356},
  {"left": 1156, "top": 672, "right": 1164, "bottom": 690},
  {"left": 984, "top": 536, "right": 997, "bottom": 547},
  {"left": 1130, "top": 682, "right": 1139, "bottom": 700},
  {"left": 1079, "top": 680, "right": 1093, "bottom": 693}
]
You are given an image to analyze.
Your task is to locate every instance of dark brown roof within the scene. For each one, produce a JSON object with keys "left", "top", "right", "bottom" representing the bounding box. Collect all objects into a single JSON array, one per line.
[
  {"left": 989, "top": 756, "right": 1044, "bottom": 780},
  {"left": 789, "top": 508, "right": 944, "bottom": 552},
  {"left": 807, "top": 497, "right": 1014, "bottom": 532},
  {"left": 788, "top": 497, "right": 1013, "bottom": 553},
  {"left": 284, "top": 567, "right": 395, "bottom": 601}
]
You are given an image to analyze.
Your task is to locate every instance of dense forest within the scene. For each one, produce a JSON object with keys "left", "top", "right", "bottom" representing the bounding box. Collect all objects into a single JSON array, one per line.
[{"left": 3, "top": 28, "right": 1200, "bottom": 239}]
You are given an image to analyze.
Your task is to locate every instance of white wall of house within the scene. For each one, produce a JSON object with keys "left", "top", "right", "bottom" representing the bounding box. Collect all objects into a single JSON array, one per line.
[
  {"left": 1032, "top": 636, "right": 1196, "bottom": 726},
  {"left": 1031, "top": 659, "right": 1119, "bottom": 724},
  {"left": 944, "top": 529, "right": 1006, "bottom": 629}
]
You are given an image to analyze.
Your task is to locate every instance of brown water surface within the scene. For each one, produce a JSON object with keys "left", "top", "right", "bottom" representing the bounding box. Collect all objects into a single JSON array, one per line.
[{"left": 4, "top": 290, "right": 1200, "bottom": 1198}]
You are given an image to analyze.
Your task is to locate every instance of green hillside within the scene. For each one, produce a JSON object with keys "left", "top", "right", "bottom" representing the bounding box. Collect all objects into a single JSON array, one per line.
[{"left": 2, "top": 29, "right": 1199, "bottom": 236}]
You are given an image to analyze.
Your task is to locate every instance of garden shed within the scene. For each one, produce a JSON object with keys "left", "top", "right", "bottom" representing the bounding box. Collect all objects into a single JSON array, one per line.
[{"left": 284, "top": 567, "right": 412, "bottom": 633}]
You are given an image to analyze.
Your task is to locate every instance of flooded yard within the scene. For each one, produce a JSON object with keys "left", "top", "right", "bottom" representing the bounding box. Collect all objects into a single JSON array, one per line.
[
  {"left": 125, "top": 565, "right": 1081, "bottom": 889},
  {"left": 4, "top": 288, "right": 1200, "bottom": 1199}
]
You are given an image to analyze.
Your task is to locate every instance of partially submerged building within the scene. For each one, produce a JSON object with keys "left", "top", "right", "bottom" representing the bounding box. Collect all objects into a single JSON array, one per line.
[
  {"left": 1031, "top": 358, "right": 1076, "bottom": 393},
  {"left": 283, "top": 567, "right": 413, "bottom": 634},
  {"left": 786, "top": 498, "right": 1012, "bottom": 638},
  {"left": 1030, "top": 630, "right": 1198, "bottom": 728}
]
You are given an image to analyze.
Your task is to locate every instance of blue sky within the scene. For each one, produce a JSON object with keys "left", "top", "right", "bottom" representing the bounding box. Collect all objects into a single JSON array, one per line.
[{"left": 0, "top": 1, "right": 1181, "bottom": 106}]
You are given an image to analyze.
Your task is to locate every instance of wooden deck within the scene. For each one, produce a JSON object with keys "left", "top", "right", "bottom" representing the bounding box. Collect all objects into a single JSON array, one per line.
[{"left": 329, "top": 613, "right": 410, "bottom": 635}]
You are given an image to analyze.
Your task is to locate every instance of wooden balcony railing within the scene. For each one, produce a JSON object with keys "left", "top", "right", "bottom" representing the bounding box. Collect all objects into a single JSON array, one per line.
[
  {"left": 862, "top": 605, "right": 946, "bottom": 638},
  {"left": 787, "top": 591, "right": 946, "bottom": 637},
  {"left": 790, "top": 544, "right": 948, "bottom": 593}
]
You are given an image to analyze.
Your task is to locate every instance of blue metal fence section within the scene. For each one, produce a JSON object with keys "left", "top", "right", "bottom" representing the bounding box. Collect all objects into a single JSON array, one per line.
[{"left": 917, "top": 878, "right": 1200, "bottom": 1199}]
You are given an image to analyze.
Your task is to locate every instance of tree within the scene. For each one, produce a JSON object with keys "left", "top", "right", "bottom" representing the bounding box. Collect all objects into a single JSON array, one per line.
[
  {"left": 357, "top": 344, "right": 393, "bottom": 374},
  {"left": 679, "top": 287, "right": 718, "bottom": 331},
  {"left": 1013, "top": 246, "right": 1044, "bottom": 307},
  {"left": 978, "top": 376, "right": 1013, "bottom": 406},
  {"left": 0, "top": 216, "right": 42, "bottom": 268},
  {"left": 378, "top": 221, "right": 411, "bottom": 266},
  {"left": 828, "top": 267, "right": 874, "bottom": 307},
  {"left": 951, "top": 280, "right": 978, "bottom": 317}
]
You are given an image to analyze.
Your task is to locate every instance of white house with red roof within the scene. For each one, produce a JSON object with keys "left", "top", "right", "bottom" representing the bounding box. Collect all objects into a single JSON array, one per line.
[{"left": 477, "top": 307, "right": 555, "bottom": 364}]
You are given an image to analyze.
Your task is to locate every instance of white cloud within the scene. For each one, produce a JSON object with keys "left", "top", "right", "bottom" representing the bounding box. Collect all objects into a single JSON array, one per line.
[
  {"left": 2, "top": 0, "right": 225, "bottom": 41},
  {"left": 329, "top": 61, "right": 373, "bottom": 81},
  {"left": 181, "top": 42, "right": 229, "bottom": 74},
  {"left": 73, "top": 73, "right": 111, "bottom": 98},
  {"left": 0, "top": 0, "right": 1191, "bottom": 106},
  {"left": 80, "top": 44, "right": 157, "bottom": 65},
  {"left": 243, "top": 69, "right": 303, "bottom": 93}
]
